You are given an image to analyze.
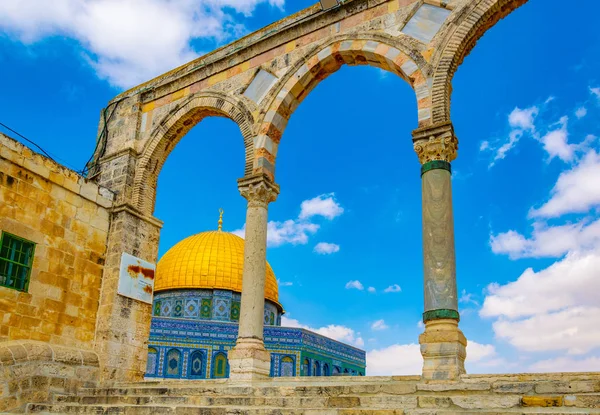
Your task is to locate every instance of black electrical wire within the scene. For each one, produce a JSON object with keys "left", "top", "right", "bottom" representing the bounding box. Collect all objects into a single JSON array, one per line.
[
  {"left": 0, "top": 121, "right": 57, "bottom": 162},
  {"left": 81, "top": 97, "right": 125, "bottom": 177}
]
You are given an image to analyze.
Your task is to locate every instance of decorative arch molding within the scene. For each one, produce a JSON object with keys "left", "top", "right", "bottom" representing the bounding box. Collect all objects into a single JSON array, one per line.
[
  {"left": 430, "top": 0, "right": 529, "bottom": 123},
  {"left": 253, "top": 33, "right": 433, "bottom": 180},
  {"left": 132, "top": 92, "right": 256, "bottom": 215}
]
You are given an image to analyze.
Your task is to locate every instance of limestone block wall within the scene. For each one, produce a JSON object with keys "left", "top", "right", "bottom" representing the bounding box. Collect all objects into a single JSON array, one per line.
[
  {"left": 0, "top": 340, "right": 100, "bottom": 412},
  {"left": 0, "top": 133, "right": 113, "bottom": 348}
]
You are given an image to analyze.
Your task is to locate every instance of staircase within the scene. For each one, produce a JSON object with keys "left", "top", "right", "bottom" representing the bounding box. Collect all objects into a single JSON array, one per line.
[{"left": 23, "top": 374, "right": 600, "bottom": 414}]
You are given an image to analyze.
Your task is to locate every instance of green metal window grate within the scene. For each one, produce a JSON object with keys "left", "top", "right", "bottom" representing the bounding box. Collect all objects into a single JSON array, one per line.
[{"left": 0, "top": 232, "right": 35, "bottom": 292}]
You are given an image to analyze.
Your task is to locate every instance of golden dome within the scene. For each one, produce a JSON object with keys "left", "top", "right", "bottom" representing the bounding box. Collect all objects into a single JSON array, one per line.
[{"left": 155, "top": 230, "right": 279, "bottom": 304}]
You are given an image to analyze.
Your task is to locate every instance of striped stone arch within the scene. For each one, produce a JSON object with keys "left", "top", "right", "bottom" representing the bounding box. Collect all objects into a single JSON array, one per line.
[
  {"left": 430, "top": 0, "right": 529, "bottom": 123},
  {"left": 132, "top": 92, "right": 255, "bottom": 215},
  {"left": 254, "top": 34, "right": 433, "bottom": 180}
]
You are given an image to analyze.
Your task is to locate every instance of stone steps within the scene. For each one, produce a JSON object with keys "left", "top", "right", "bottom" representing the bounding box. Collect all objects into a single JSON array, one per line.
[{"left": 20, "top": 375, "right": 600, "bottom": 414}]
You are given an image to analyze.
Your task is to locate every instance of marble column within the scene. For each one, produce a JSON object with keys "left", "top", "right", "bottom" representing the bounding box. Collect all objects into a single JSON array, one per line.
[
  {"left": 228, "top": 174, "right": 279, "bottom": 380},
  {"left": 412, "top": 121, "right": 467, "bottom": 380}
]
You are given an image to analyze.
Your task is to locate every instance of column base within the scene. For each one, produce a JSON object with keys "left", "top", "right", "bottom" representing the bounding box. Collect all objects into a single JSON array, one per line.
[
  {"left": 419, "top": 319, "right": 467, "bottom": 381},
  {"left": 228, "top": 338, "right": 271, "bottom": 381}
]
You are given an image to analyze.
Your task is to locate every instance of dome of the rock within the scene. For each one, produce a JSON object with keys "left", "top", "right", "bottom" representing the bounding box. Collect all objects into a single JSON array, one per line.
[{"left": 155, "top": 230, "right": 279, "bottom": 305}]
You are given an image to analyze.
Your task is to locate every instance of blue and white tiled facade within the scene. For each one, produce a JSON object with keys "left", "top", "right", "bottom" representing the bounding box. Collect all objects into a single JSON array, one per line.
[{"left": 146, "top": 289, "right": 365, "bottom": 379}]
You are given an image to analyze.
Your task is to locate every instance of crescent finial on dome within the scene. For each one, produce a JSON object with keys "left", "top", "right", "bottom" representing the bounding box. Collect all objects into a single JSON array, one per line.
[{"left": 218, "top": 208, "right": 224, "bottom": 231}]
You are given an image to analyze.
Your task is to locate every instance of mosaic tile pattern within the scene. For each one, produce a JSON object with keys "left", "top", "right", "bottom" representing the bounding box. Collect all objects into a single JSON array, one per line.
[
  {"left": 152, "top": 289, "right": 282, "bottom": 325},
  {"left": 146, "top": 317, "right": 365, "bottom": 380}
]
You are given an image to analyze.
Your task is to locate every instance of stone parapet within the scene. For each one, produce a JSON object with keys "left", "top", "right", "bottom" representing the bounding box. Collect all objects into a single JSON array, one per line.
[
  {"left": 0, "top": 133, "right": 115, "bottom": 208},
  {"left": 0, "top": 340, "right": 100, "bottom": 412}
]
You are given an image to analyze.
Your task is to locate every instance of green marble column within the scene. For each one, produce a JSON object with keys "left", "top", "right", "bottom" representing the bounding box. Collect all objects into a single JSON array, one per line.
[{"left": 413, "top": 122, "right": 466, "bottom": 380}]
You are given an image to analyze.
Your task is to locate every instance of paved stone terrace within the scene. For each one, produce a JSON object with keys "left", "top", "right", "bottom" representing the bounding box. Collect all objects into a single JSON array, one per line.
[{"left": 22, "top": 372, "right": 600, "bottom": 414}]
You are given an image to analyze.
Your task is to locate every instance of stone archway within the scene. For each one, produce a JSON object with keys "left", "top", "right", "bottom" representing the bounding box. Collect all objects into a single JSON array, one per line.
[
  {"left": 429, "top": 0, "right": 529, "bottom": 123},
  {"left": 253, "top": 34, "right": 432, "bottom": 180},
  {"left": 132, "top": 92, "right": 256, "bottom": 216},
  {"left": 90, "top": 0, "right": 533, "bottom": 382}
]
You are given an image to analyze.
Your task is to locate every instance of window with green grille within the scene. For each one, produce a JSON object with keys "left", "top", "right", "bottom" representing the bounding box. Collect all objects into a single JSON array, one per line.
[{"left": 0, "top": 232, "right": 35, "bottom": 292}]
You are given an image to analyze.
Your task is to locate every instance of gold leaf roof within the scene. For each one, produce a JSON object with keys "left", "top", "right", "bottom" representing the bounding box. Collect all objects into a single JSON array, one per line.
[{"left": 155, "top": 231, "right": 279, "bottom": 304}]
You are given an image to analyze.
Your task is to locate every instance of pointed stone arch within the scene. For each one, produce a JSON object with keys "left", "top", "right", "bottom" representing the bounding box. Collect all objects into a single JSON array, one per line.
[
  {"left": 132, "top": 92, "right": 256, "bottom": 216},
  {"left": 253, "top": 34, "right": 433, "bottom": 180},
  {"left": 430, "top": 0, "right": 529, "bottom": 123}
]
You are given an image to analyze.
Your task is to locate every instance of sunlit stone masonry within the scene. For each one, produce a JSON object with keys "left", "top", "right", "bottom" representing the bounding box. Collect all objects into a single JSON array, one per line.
[{"left": 2, "top": 0, "right": 600, "bottom": 413}]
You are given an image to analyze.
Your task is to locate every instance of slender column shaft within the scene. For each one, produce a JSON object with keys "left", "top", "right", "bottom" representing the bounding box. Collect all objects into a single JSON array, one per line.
[
  {"left": 413, "top": 122, "right": 466, "bottom": 380},
  {"left": 229, "top": 174, "right": 279, "bottom": 381},
  {"left": 422, "top": 166, "right": 458, "bottom": 320},
  {"left": 237, "top": 199, "right": 269, "bottom": 340}
]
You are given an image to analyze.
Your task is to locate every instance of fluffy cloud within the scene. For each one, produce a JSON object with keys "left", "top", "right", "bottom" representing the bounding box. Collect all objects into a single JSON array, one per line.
[
  {"left": 530, "top": 150, "right": 600, "bottom": 218},
  {"left": 313, "top": 242, "right": 340, "bottom": 255},
  {"left": 345, "top": 280, "right": 364, "bottom": 291},
  {"left": 575, "top": 107, "right": 587, "bottom": 119},
  {"left": 481, "top": 251, "right": 600, "bottom": 355},
  {"left": 591, "top": 87, "right": 600, "bottom": 101},
  {"left": 481, "top": 251, "right": 600, "bottom": 319},
  {"left": 366, "top": 344, "right": 422, "bottom": 376},
  {"left": 0, "top": 0, "right": 284, "bottom": 88},
  {"left": 277, "top": 279, "right": 293, "bottom": 287},
  {"left": 540, "top": 116, "right": 573, "bottom": 162},
  {"left": 281, "top": 316, "right": 364, "bottom": 348},
  {"left": 370, "top": 319, "right": 389, "bottom": 331},
  {"left": 299, "top": 193, "right": 344, "bottom": 220},
  {"left": 234, "top": 193, "right": 344, "bottom": 248},
  {"left": 509, "top": 106, "right": 539, "bottom": 130},
  {"left": 367, "top": 286, "right": 376, "bottom": 293},
  {"left": 529, "top": 355, "right": 600, "bottom": 373},
  {"left": 366, "top": 341, "right": 497, "bottom": 376},
  {"left": 383, "top": 284, "right": 401, "bottom": 293},
  {"left": 233, "top": 221, "right": 319, "bottom": 247},
  {"left": 490, "top": 218, "right": 600, "bottom": 259},
  {"left": 488, "top": 106, "right": 539, "bottom": 166}
]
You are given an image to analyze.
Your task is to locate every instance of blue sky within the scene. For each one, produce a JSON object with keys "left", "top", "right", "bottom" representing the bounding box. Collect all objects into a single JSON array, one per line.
[{"left": 1, "top": 0, "right": 600, "bottom": 375}]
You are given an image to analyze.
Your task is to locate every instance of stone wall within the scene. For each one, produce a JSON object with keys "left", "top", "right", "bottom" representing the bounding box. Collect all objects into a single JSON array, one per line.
[
  {"left": 0, "top": 340, "right": 100, "bottom": 412},
  {"left": 0, "top": 133, "right": 113, "bottom": 348}
]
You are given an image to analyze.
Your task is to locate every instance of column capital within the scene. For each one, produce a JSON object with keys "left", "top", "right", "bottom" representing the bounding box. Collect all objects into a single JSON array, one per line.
[
  {"left": 237, "top": 174, "right": 280, "bottom": 208},
  {"left": 412, "top": 121, "right": 458, "bottom": 165}
]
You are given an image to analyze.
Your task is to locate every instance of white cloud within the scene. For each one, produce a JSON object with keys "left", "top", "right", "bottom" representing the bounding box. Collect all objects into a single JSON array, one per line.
[
  {"left": 481, "top": 251, "right": 600, "bottom": 356},
  {"left": 367, "top": 286, "right": 376, "bottom": 293},
  {"left": 529, "top": 355, "right": 600, "bottom": 373},
  {"left": 467, "top": 341, "right": 497, "bottom": 363},
  {"left": 493, "top": 306, "right": 600, "bottom": 355},
  {"left": 540, "top": 116, "right": 574, "bottom": 162},
  {"left": 488, "top": 106, "right": 539, "bottom": 167},
  {"left": 370, "top": 319, "right": 389, "bottom": 331},
  {"left": 490, "top": 218, "right": 600, "bottom": 259},
  {"left": 530, "top": 150, "right": 600, "bottom": 218},
  {"left": 591, "top": 87, "right": 600, "bottom": 101},
  {"left": 233, "top": 221, "right": 319, "bottom": 247},
  {"left": 459, "top": 289, "right": 479, "bottom": 306},
  {"left": 281, "top": 316, "right": 364, "bottom": 348},
  {"left": 417, "top": 320, "right": 424, "bottom": 329},
  {"left": 0, "top": 0, "right": 284, "bottom": 88},
  {"left": 479, "top": 141, "right": 490, "bottom": 151},
  {"left": 365, "top": 341, "right": 496, "bottom": 375},
  {"left": 345, "top": 280, "right": 364, "bottom": 291},
  {"left": 313, "top": 242, "right": 340, "bottom": 255},
  {"left": 509, "top": 106, "right": 539, "bottom": 130},
  {"left": 299, "top": 193, "right": 344, "bottom": 220},
  {"left": 383, "top": 284, "right": 401, "bottom": 293},
  {"left": 277, "top": 279, "right": 293, "bottom": 287},
  {"left": 234, "top": 193, "right": 344, "bottom": 248},
  {"left": 366, "top": 344, "right": 422, "bottom": 376},
  {"left": 575, "top": 107, "right": 587, "bottom": 119},
  {"left": 481, "top": 251, "right": 600, "bottom": 319}
]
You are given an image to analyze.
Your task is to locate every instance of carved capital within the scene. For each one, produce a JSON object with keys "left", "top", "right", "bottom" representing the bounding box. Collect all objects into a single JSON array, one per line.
[
  {"left": 238, "top": 174, "right": 280, "bottom": 208},
  {"left": 412, "top": 121, "right": 458, "bottom": 165}
]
